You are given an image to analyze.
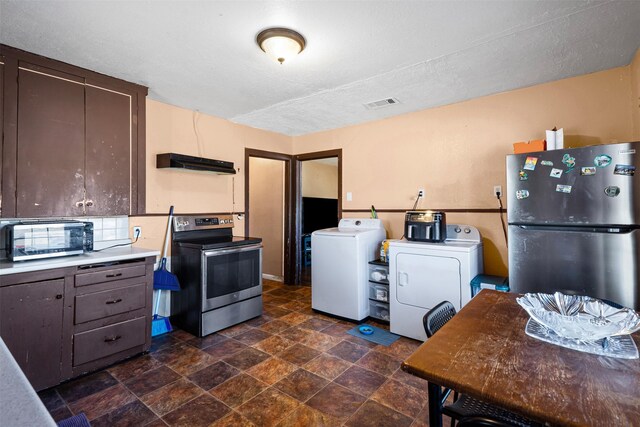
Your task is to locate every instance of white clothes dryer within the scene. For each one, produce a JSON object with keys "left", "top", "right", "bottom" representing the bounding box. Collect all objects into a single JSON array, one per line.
[
  {"left": 312, "top": 219, "right": 386, "bottom": 321},
  {"left": 389, "top": 225, "right": 483, "bottom": 341}
]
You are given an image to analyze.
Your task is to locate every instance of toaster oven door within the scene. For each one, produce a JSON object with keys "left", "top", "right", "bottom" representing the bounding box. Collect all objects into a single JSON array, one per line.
[{"left": 8, "top": 222, "right": 86, "bottom": 261}]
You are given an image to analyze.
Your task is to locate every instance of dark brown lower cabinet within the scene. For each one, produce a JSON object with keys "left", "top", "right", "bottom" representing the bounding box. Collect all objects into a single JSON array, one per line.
[
  {"left": 0, "top": 255, "right": 154, "bottom": 391},
  {"left": 0, "top": 278, "right": 65, "bottom": 390}
]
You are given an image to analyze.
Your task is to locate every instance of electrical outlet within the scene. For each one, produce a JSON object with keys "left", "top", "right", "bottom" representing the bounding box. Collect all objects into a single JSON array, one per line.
[
  {"left": 133, "top": 226, "right": 142, "bottom": 238},
  {"left": 493, "top": 185, "right": 502, "bottom": 197},
  {"left": 418, "top": 188, "right": 425, "bottom": 198}
]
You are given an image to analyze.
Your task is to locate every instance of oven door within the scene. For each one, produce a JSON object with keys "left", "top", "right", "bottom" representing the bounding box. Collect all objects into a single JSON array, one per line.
[{"left": 201, "top": 244, "right": 263, "bottom": 312}]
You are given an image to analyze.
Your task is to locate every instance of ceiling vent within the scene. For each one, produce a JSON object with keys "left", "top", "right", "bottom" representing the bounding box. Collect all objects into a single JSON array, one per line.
[{"left": 363, "top": 97, "right": 400, "bottom": 110}]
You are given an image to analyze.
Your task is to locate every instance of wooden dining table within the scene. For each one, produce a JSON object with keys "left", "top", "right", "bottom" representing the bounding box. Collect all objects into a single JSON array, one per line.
[{"left": 401, "top": 290, "right": 640, "bottom": 427}]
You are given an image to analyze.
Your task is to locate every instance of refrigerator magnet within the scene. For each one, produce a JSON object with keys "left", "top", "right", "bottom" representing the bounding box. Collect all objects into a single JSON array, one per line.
[
  {"left": 523, "top": 157, "right": 538, "bottom": 171},
  {"left": 581, "top": 167, "right": 597, "bottom": 176},
  {"left": 516, "top": 190, "right": 530, "bottom": 199},
  {"left": 604, "top": 186, "right": 621, "bottom": 197},
  {"left": 562, "top": 154, "right": 576, "bottom": 169},
  {"left": 594, "top": 154, "right": 612, "bottom": 168},
  {"left": 550, "top": 168, "right": 563, "bottom": 178},
  {"left": 614, "top": 164, "right": 635, "bottom": 176},
  {"left": 519, "top": 170, "right": 528, "bottom": 181},
  {"left": 540, "top": 160, "right": 554, "bottom": 166},
  {"left": 556, "top": 184, "right": 572, "bottom": 194}
]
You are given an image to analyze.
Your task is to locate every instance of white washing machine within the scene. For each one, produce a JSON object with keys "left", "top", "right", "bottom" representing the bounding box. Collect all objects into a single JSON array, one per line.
[
  {"left": 312, "top": 219, "right": 386, "bottom": 321},
  {"left": 389, "top": 224, "right": 483, "bottom": 341}
]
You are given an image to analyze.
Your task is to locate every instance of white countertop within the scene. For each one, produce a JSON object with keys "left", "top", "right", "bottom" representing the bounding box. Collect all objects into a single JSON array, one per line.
[
  {"left": 0, "top": 247, "right": 160, "bottom": 276},
  {"left": 0, "top": 337, "right": 57, "bottom": 427}
]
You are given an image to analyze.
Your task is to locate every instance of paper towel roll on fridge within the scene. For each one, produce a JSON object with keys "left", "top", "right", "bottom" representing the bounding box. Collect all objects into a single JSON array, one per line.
[{"left": 546, "top": 128, "right": 564, "bottom": 150}]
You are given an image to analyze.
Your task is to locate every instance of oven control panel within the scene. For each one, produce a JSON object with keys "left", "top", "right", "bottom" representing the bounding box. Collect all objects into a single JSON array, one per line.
[
  {"left": 196, "top": 218, "right": 219, "bottom": 226},
  {"left": 173, "top": 215, "right": 234, "bottom": 232}
]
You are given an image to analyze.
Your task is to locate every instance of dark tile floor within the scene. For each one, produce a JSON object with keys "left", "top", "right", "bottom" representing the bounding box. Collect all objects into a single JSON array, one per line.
[{"left": 39, "top": 280, "right": 446, "bottom": 426}]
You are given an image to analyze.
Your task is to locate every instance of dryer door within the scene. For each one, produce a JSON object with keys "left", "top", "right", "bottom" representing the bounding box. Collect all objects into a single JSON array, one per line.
[{"left": 396, "top": 253, "right": 462, "bottom": 310}]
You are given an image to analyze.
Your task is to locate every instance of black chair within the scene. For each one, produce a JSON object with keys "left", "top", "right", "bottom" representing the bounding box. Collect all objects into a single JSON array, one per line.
[
  {"left": 457, "top": 416, "right": 518, "bottom": 427},
  {"left": 423, "top": 302, "right": 537, "bottom": 427},
  {"left": 423, "top": 301, "right": 457, "bottom": 338}
]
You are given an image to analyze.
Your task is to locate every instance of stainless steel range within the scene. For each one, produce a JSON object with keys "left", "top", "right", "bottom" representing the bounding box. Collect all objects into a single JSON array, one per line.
[{"left": 170, "top": 214, "right": 262, "bottom": 337}]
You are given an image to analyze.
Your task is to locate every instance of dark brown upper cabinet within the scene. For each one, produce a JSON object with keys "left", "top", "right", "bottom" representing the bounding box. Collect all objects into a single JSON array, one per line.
[
  {"left": 85, "top": 84, "right": 133, "bottom": 216},
  {"left": 1, "top": 45, "right": 147, "bottom": 218},
  {"left": 17, "top": 65, "right": 86, "bottom": 217}
]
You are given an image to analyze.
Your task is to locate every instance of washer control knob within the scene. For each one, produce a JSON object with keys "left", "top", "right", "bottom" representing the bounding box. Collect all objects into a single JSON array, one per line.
[
  {"left": 454, "top": 227, "right": 461, "bottom": 233},
  {"left": 355, "top": 220, "right": 361, "bottom": 226},
  {"left": 464, "top": 227, "right": 471, "bottom": 234}
]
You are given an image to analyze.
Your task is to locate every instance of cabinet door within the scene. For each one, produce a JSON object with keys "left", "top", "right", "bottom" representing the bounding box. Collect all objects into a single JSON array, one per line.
[
  {"left": 85, "top": 85, "right": 131, "bottom": 215},
  {"left": 0, "top": 279, "right": 65, "bottom": 391},
  {"left": 17, "top": 65, "right": 85, "bottom": 217}
]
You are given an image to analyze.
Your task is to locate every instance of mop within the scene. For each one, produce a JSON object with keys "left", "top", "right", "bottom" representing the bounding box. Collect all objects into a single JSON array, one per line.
[{"left": 151, "top": 206, "right": 180, "bottom": 336}]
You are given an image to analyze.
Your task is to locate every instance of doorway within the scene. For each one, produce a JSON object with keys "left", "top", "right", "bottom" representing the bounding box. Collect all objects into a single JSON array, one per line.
[
  {"left": 295, "top": 150, "right": 342, "bottom": 285},
  {"left": 245, "top": 149, "right": 294, "bottom": 285}
]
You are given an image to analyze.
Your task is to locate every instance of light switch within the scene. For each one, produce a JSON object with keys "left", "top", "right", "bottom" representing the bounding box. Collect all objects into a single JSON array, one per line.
[{"left": 346, "top": 192, "right": 353, "bottom": 201}]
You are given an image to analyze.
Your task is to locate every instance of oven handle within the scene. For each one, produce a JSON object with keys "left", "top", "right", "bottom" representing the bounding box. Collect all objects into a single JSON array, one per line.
[{"left": 203, "top": 243, "right": 263, "bottom": 257}]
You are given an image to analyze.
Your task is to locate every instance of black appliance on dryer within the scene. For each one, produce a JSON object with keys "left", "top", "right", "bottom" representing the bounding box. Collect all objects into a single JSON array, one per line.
[
  {"left": 171, "top": 214, "right": 262, "bottom": 337},
  {"left": 404, "top": 211, "right": 447, "bottom": 242}
]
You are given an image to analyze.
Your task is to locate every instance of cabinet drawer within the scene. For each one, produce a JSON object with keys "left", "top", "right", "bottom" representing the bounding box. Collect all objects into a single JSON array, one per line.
[
  {"left": 369, "top": 300, "right": 390, "bottom": 322},
  {"left": 369, "top": 283, "right": 389, "bottom": 302},
  {"left": 368, "top": 265, "right": 389, "bottom": 284},
  {"left": 75, "top": 283, "right": 146, "bottom": 324},
  {"left": 73, "top": 317, "right": 146, "bottom": 366},
  {"left": 76, "top": 264, "right": 146, "bottom": 287}
]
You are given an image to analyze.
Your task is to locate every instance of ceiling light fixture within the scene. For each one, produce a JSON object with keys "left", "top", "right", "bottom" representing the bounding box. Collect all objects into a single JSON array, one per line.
[{"left": 256, "top": 27, "right": 306, "bottom": 64}]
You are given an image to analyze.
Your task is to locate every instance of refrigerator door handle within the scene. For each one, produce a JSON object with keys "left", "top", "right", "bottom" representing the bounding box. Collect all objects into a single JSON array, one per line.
[{"left": 514, "top": 225, "right": 635, "bottom": 234}]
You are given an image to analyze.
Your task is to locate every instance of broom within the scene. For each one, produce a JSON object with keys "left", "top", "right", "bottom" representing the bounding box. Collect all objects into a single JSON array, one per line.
[{"left": 151, "top": 206, "right": 180, "bottom": 336}]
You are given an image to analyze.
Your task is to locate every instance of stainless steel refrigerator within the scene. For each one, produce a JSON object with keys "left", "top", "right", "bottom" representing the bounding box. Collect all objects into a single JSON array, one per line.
[{"left": 507, "top": 141, "right": 640, "bottom": 310}]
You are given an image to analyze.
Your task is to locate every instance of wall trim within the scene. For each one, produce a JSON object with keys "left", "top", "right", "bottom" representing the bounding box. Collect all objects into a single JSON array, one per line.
[
  {"left": 130, "top": 212, "right": 245, "bottom": 217},
  {"left": 342, "top": 208, "right": 502, "bottom": 214}
]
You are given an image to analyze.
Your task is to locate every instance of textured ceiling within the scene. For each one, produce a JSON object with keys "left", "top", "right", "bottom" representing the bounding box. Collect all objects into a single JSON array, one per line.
[{"left": 1, "top": 1, "right": 639, "bottom": 136}]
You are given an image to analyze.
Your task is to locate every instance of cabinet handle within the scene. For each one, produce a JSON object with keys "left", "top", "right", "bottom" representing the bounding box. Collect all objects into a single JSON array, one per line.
[
  {"left": 105, "top": 273, "right": 123, "bottom": 278},
  {"left": 105, "top": 298, "right": 122, "bottom": 305},
  {"left": 75, "top": 201, "right": 85, "bottom": 208},
  {"left": 55, "top": 294, "right": 63, "bottom": 299},
  {"left": 85, "top": 200, "right": 94, "bottom": 207},
  {"left": 104, "top": 335, "right": 122, "bottom": 343}
]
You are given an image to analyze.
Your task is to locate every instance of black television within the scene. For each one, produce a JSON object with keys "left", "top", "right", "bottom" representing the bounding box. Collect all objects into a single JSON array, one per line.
[{"left": 302, "top": 197, "right": 338, "bottom": 234}]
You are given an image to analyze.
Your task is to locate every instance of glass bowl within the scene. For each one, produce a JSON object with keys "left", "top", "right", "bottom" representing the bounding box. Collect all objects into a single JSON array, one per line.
[{"left": 516, "top": 292, "right": 640, "bottom": 341}]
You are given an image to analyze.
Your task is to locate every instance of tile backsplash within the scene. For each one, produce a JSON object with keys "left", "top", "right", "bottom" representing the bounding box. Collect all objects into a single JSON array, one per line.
[{"left": 0, "top": 216, "right": 130, "bottom": 260}]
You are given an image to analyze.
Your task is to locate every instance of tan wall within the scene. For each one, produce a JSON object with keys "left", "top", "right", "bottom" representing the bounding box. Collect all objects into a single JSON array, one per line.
[
  {"left": 632, "top": 49, "right": 640, "bottom": 140},
  {"left": 249, "top": 157, "right": 285, "bottom": 277},
  {"left": 302, "top": 160, "right": 338, "bottom": 198},
  {"left": 131, "top": 99, "right": 292, "bottom": 253},
  {"left": 133, "top": 65, "right": 636, "bottom": 277},
  {"left": 294, "top": 66, "right": 634, "bottom": 276}
]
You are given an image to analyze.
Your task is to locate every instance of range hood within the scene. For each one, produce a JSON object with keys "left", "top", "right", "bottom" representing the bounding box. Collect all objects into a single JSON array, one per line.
[{"left": 156, "top": 153, "right": 236, "bottom": 175}]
